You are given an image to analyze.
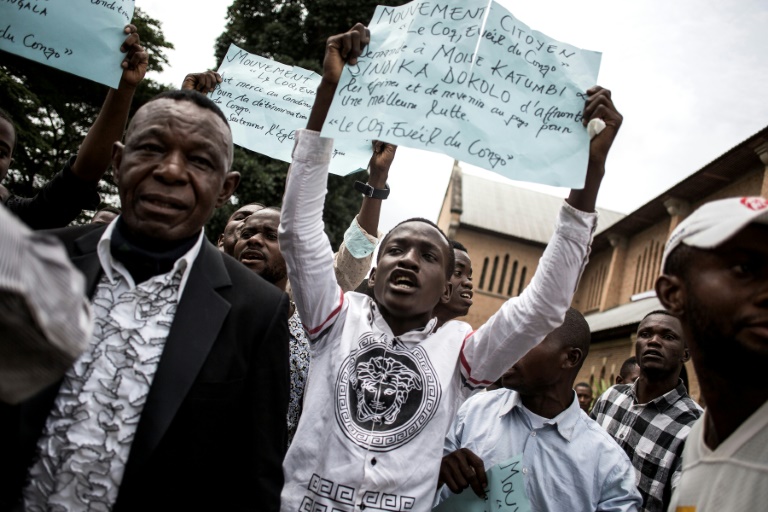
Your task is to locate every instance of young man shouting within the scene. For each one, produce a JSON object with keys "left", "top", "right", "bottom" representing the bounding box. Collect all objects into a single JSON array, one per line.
[{"left": 279, "top": 24, "right": 622, "bottom": 511}]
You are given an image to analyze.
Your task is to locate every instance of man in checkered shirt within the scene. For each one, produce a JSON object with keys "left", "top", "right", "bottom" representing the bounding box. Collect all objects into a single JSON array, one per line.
[{"left": 590, "top": 310, "right": 702, "bottom": 512}]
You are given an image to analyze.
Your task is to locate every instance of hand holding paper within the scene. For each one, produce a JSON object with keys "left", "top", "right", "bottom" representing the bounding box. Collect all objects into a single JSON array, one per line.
[
  {"left": 323, "top": 23, "right": 371, "bottom": 85},
  {"left": 566, "top": 85, "right": 622, "bottom": 213},
  {"left": 320, "top": 0, "right": 607, "bottom": 188},
  {"left": 71, "top": 25, "right": 147, "bottom": 182},
  {"left": 583, "top": 86, "right": 623, "bottom": 167},
  {"left": 308, "top": 23, "right": 371, "bottom": 131},
  {"left": 118, "top": 24, "right": 148, "bottom": 90},
  {"left": 439, "top": 447, "right": 489, "bottom": 499},
  {"left": 0, "top": 0, "right": 136, "bottom": 88}
]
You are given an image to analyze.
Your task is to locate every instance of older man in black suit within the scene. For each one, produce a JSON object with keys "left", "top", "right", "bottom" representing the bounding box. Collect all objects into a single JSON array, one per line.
[{"left": 0, "top": 89, "right": 289, "bottom": 511}]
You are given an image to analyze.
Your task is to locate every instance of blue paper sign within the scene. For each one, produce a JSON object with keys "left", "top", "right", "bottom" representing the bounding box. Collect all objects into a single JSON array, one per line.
[
  {"left": 214, "top": 44, "right": 373, "bottom": 175},
  {"left": 321, "top": 0, "right": 601, "bottom": 187},
  {"left": 0, "top": 0, "right": 135, "bottom": 88},
  {"left": 434, "top": 455, "right": 532, "bottom": 512}
]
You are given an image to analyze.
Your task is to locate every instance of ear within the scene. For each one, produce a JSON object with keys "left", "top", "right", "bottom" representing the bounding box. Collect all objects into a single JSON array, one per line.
[
  {"left": 440, "top": 281, "right": 453, "bottom": 305},
  {"left": 216, "top": 171, "right": 241, "bottom": 208},
  {"left": 112, "top": 141, "right": 125, "bottom": 182},
  {"left": 655, "top": 274, "right": 685, "bottom": 316},
  {"left": 615, "top": 375, "right": 623, "bottom": 385},
  {"left": 217, "top": 234, "right": 225, "bottom": 249},
  {"left": 564, "top": 347, "right": 583, "bottom": 370},
  {"left": 368, "top": 267, "right": 377, "bottom": 288},
  {"left": 682, "top": 347, "right": 691, "bottom": 363}
]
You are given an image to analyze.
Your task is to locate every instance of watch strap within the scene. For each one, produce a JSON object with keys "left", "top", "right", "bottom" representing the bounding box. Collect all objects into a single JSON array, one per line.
[{"left": 354, "top": 181, "right": 390, "bottom": 199}]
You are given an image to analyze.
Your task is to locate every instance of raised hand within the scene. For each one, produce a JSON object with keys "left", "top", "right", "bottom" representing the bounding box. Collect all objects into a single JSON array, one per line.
[
  {"left": 368, "top": 140, "right": 397, "bottom": 186},
  {"left": 181, "top": 71, "right": 222, "bottom": 94},
  {"left": 308, "top": 23, "right": 370, "bottom": 131},
  {"left": 567, "top": 85, "right": 623, "bottom": 212},
  {"left": 582, "top": 86, "right": 623, "bottom": 167},
  {"left": 322, "top": 23, "right": 370, "bottom": 85},
  {"left": 119, "top": 24, "right": 148, "bottom": 89}
]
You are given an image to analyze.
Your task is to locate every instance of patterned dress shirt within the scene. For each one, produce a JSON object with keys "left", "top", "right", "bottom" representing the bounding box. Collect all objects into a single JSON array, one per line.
[
  {"left": 287, "top": 306, "right": 310, "bottom": 445},
  {"left": 23, "top": 220, "right": 203, "bottom": 511},
  {"left": 590, "top": 381, "right": 702, "bottom": 512}
]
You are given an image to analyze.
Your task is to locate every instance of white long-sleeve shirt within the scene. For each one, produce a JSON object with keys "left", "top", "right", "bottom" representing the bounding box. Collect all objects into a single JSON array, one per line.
[{"left": 278, "top": 130, "right": 597, "bottom": 512}]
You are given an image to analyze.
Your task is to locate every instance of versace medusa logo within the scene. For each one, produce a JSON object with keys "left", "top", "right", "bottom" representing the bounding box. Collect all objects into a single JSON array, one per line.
[
  {"left": 351, "top": 356, "right": 423, "bottom": 425},
  {"left": 336, "top": 340, "right": 441, "bottom": 452}
]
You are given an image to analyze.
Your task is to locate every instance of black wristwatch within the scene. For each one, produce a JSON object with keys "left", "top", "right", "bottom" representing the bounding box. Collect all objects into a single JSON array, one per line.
[{"left": 354, "top": 181, "right": 390, "bottom": 200}]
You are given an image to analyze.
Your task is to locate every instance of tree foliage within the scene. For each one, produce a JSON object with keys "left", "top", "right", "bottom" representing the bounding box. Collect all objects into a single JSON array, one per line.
[
  {"left": 0, "top": 8, "right": 173, "bottom": 218},
  {"left": 208, "top": 0, "right": 409, "bottom": 248}
]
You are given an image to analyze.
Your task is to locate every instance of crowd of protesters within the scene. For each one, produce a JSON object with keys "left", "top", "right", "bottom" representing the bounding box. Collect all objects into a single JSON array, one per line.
[{"left": 1, "top": 19, "right": 766, "bottom": 512}]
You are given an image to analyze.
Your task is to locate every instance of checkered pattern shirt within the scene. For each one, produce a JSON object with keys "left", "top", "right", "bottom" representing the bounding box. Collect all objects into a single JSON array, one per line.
[{"left": 590, "top": 381, "right": 703, "bottom": 512}]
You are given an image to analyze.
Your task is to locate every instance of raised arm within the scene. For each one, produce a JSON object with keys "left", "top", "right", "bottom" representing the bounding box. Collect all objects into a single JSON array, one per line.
[
  {"left": 334, "top": 141, "right": 396, "bottom": 292},
  {"left": 566, "top": 86, "right": 623, "bottom": 213},
  {"left": 357, "top": 140, "right": 395, "bottom": 235},
  {"left": 71, "top": 25, "right": 148, "bottom": 182},
  {"left": 279, "top": 25, "right": 370, "bottom": 342},
  {"left": 459, "top": 88, "right": 622, "bottom": 392},
  {"left": 3, "top": 26, "right": 147, "bottom": 229}
]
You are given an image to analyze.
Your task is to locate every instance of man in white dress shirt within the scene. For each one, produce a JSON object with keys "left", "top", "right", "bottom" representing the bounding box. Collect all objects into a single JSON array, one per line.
[{"left": 437, "top": 308, "right": 641, "bottom": 511}]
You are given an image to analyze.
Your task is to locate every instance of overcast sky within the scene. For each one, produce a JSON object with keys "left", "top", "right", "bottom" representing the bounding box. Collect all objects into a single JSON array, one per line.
[{"left": 139, "top": 0, "right": 768, "bottom": 232}]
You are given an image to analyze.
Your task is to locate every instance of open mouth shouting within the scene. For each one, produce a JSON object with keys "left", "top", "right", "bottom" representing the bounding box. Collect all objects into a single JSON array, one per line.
[
  {"left": 239, "top": 250, "right": 265, "bottom": 265},
  {"left": 389, "top": 269, "right": 419, "bottom": 292}
]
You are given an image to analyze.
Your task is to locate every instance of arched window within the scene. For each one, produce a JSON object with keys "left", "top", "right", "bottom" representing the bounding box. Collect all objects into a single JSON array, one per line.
[
  {"left": 498, "top": 254, "right": 510, "bottom": 294},
  {"left": 479, "top": 257, "right": 489, "bottom": 290},
  {"left": 517, "top": 266, "right": 528, "bottom": 295},
  {"left": 488, "top": 256, "right": 500, "bottom": 291},
  {"left": 633, "top": 255, "right": 641, "bottom": 294},
  {"left": 507, "top": 261, "right": 518, "bottom": 296}
]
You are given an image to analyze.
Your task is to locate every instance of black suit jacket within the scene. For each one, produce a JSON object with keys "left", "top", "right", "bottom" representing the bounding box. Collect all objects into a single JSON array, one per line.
[{"left": 0, "top": 224, "right": 290, "bottom": 511}]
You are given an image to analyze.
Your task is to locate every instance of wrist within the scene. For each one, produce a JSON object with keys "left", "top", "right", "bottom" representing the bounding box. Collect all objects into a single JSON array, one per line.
[
  {"left": 116, "top": 79, "right": 139, "bottom": 94},
  {"left": 318, "top": 78, "right": 339, "bottom": 93},
  {"left": 366, "top": 174, "right": 388, "bottom": 188}
]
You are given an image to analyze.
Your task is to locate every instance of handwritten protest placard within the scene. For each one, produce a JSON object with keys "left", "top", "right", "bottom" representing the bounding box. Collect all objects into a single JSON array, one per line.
[
  {"left": 0, "top": 0, "right": 135, "bottom": 88},
  {"left": 321, "top": 0, "right": 601, "bottom": 187},
  {"left": 214, "top": 44, "right": 373, "bottom": 175},
  {"left": 434, "top": 455, "right": 532, "bottom": 512}
]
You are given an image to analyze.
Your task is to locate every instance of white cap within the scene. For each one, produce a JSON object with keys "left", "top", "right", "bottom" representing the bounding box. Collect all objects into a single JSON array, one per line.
[{"left": 661, "top": 196, "right": 768, "bottom": 273}]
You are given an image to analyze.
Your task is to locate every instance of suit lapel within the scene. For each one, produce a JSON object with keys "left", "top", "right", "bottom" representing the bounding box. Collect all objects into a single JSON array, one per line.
[
  {"left": 70, "top": 225, "right": 108, "bottom": 297},
  {"left": 125, "top": 240, "right": 232, "bottom": 470}
]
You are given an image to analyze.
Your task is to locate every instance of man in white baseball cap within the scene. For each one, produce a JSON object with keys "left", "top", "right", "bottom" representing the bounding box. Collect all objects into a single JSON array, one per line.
[{"left": 656, "top": 196, "right": 768, "bottom": 511}]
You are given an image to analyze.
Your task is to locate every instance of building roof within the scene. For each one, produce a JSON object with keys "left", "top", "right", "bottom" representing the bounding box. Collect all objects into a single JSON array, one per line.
[
  {"left": 459, "top": 172, "right": 626, "bottom": 244},
  {"left": 590, "top": 125, "right": 768, "bottom": 253},
  {"left": 584, "top": 296, "right": 662, "bottom": 335}
]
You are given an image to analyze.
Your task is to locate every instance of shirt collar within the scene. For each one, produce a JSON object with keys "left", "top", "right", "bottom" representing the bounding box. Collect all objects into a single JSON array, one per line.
[
  {"left": 498, "top": 389, "right": 582, "bottom": 442},
  {"left": 96, "top": 216, "right": 204, "bottom": 294},
  {"left": 628, "top": 378, "right": 688, "bottom": 413},
  {"left": 369, "top": 300, "right": 437, "bottom": 345}
]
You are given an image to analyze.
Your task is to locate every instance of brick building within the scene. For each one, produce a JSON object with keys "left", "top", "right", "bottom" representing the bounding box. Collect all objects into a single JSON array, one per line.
[{"left": 437, "top": 125, "right": 768, "bottom": 403}]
